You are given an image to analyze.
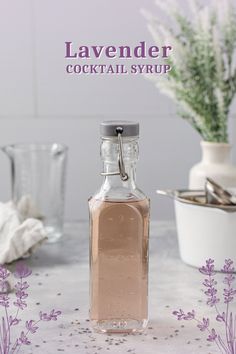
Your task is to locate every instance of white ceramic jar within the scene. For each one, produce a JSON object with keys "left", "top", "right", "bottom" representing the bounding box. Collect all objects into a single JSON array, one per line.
[
  {"left": 189, "top": 141, "right": 236, "bottom": 189},
  {"left": 157, "top": 189, "right": 236, "bottom": 271},
  {"left": 175, "top": 199, "right": 236, "bottom": 271}
]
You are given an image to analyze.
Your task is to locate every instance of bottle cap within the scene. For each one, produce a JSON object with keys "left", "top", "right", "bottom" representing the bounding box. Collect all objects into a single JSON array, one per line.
[{"left": 100, "top": 121, "right": 139, "bottom": 137}]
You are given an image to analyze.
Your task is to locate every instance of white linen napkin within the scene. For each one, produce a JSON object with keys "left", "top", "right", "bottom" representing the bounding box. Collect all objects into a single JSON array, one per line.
[{"left": 0, "top": 200, "right": 46, "bottom": 264}]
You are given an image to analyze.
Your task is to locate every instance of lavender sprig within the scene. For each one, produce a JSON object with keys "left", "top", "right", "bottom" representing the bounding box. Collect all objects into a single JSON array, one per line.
[
  {"left": 200, "top": 258, "right": 220, "bottom": 307},
  {"left": 173, "top": 259, "right": 236, "bottom": 354},
  {"left": 0, "top": 263, "right": 61, "bottom": 354},
  {"left": 221, "top": 259, "right": 236, "bottom": 353},
  {"left": 222, "top": 260, "right": 236, "bottom": 304}
]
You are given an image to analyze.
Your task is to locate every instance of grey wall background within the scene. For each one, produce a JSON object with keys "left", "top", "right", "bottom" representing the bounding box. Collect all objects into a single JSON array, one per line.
[{"left": 0, "top": 0, "right": 235, "bottom": 221}]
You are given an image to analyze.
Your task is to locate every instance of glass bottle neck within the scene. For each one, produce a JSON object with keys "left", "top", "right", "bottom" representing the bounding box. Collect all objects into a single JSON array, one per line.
[
  {"left": 102, "top": 162, "right": 137, "bottom": 190},
  {"left": 100, "top": 136, "right": 139, "bottom": 193}
]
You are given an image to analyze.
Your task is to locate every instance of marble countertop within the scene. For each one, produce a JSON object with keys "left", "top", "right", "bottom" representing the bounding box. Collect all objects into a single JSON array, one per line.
[{"left": 9, "top": 221, "right": 234, "bottom": 354}]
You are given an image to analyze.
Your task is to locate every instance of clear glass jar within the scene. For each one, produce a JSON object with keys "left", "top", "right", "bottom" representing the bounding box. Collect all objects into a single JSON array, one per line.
[
  {"left": 89, "top": 121, "right": 150, "bottom": 333},
  {"left": 2, "top": 143, "right": 68, "bottom": 243}
]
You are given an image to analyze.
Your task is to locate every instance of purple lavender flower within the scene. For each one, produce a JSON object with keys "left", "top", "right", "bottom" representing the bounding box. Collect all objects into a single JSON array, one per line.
[
  {"left": 216, "top": 313, "right": 225, "bottom": 322},
  {"left": 203, "top": 278, "right": 217, "bottom": 287},
  {"left": 49, "top": 309, "right": 62, "bottom": 321},
  {"left": 39, "top": 309, "right": 62, "bottom": 321},
  {"left": 204, "top": 287, "right": 217, "bottom": 297},
  {"left": 0, "top": 264, "right": 10, "bottom": 280},
  {"left": 221, "top": 259, "right": 236, "bottom": 305},
  {"left": 200, "top": 259, "right": 220, "bottom": 307},
  {"left": 0, "top": 293, "right": 9, "bottom": 307},
  {"left": 14, "top": 262, "right": 32, "bottom": 279},
  {"left": 13, "top": 272, "right": 30, "bottom": 312},
  {"left": 15, "top": 281, "right": 29, "bottom": 291},
  {"left": 26, "top": 320, "right": 38, "bottom": 334},
  {"left": 15, "top": 290, "right": 28, "bottom": 300},
  {"left": 207, "top": 295, "right": 220, "bottom": 307},
  {"left": 222, "top": 259, "right": 235, "bottom": 274},
  {"left": 197, "top": 318, "right": 209, "bottom": 331},
  {"left": 9, "top": 316, "right": 21, "bottom": 326},
  {"left": 0, "top": 262, "right": 62, "bottom": 354},
  {"left": 172, "top": 309, "right": 195, "bottom": 321},
  {"left": 184, "top": 310, "right": 195, "bottom": 320},
  {"left": 207, "top": 328, "right": 217, "bottom": 342},
  {"left": 13, "top": 298, "right": 27, "bottom": 310},
  {"left": 223, "top": 273, "right": 235, "bottom": 287},
  {"left": 223, "top": 288, "right": 236, "bottom": 304},
  {"left": 172, "top": 309, "right": 185, "bottom": 320},
  {"left": 199, "top": 259, "right": 215, "bottom": 276},
  {"left": 18, "top": 331, "right": 31, "bottom": 345},
  {"left": 0, "top": 279, "right": 11, "bottom": 294},
  {"left": 173, "top": 258, "right": 236, "bottom": 354}
]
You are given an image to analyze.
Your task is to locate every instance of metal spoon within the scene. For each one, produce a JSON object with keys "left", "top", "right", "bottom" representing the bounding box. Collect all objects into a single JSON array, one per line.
[{"left": 205, "top": 177, "right": 236, "bottom": 205}]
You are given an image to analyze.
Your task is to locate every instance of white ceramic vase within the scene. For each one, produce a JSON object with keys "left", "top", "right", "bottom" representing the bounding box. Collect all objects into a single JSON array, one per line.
[{"left": 189, "top": 141, "right": 236, "bottom": 189}]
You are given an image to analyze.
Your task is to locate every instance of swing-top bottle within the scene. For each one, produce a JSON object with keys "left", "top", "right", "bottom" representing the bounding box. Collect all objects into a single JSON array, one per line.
[{"left": 89, "top": 121, "right": 150, "bottom": 333}]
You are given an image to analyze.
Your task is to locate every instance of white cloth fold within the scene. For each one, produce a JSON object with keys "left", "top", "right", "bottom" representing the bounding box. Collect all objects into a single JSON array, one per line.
[{"left": 0, "top": 201, "right": 46, "bottom": 264}]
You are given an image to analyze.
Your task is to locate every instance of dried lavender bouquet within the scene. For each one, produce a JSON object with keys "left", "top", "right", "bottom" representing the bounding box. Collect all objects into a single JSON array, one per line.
[{"left": 142, "top": 0, "right": 236, "bottom": 143}]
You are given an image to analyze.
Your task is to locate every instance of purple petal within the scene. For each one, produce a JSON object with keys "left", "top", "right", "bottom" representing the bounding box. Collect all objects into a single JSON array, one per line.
[
  {"left": 14, "top": 263, "right": 32, "bottom": 279},
  {"left": 216, "top": 313, "right": 225, "bottom": 322},
  {"left": 0, "top": 265, "right": 10, "bottom": 280}
]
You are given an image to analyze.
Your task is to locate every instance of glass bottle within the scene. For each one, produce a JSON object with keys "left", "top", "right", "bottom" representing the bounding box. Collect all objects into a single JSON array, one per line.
[{"left": 89, "top": 121, "right": 150, "bottom": 333}]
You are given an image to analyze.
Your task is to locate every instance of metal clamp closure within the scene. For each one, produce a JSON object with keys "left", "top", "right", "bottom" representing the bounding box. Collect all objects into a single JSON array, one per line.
[{"left": 101, "top": 127, "right": 129, "bottom": 181}]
